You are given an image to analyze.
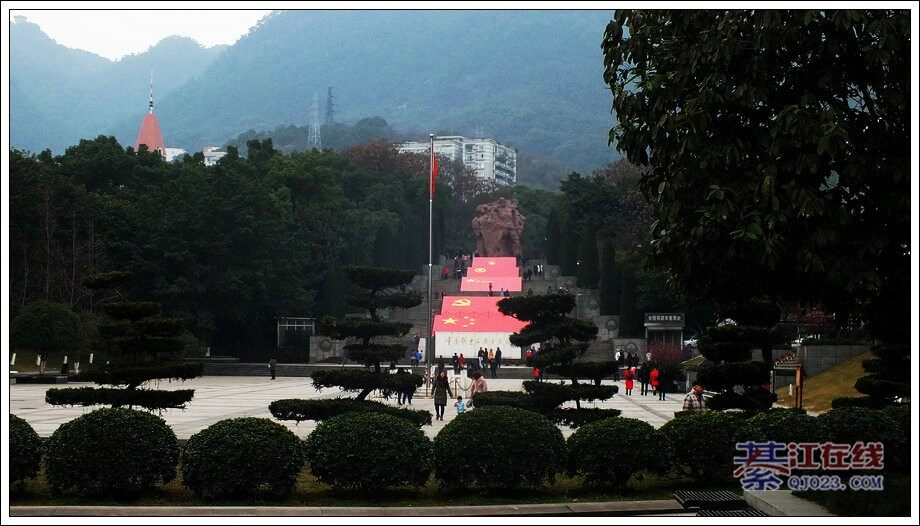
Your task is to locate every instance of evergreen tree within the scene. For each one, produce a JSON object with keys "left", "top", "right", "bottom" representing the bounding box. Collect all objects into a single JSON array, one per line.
[
  {"left": 11, "top": 302, "right": 83, "bottom": 375},
  {"left": 696, "top": 299, "right": 784, "bottom": 411},
  {"left": 45, "top": 271, "right": 203, "bottom": 411},
  {"left": 576, "top": 230, "right": 600, "bottom": 288},
  {"left": 372, "top": 222, "right": 398, "bottom": 268},
  {"left": 487, "top": 294, "right": 620, "bottom": 427},
  {"left": 618, "top": 266, "right": 639, "bottom": 337},
  {"left": 833, "top": 344, "right": 909, "bottom": 408},
  {"left": 313, "top": 266, "right": 422, "bottom": 400},
  {"left": 545, "top": 208, "right": 561, "bottom": 265},
  {"left": 559, "top": 214, "right": 579, "bottom": 276},
  {"left": 598, "top": 239, "right": 620, "bottom": 315},
  {"left": 271, "top": 266, "right": 429, "bottom": 425}
]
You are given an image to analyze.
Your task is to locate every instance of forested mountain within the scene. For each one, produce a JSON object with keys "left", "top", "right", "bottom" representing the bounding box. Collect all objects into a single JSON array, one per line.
[
  {"left": 10, "top": 17, "right": 226, "bottom": 152},
  {"left": 12, "top": 11, "right": 619, "bottom": 179}
]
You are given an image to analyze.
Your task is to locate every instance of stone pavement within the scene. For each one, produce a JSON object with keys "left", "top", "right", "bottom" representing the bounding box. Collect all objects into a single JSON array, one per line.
[{"left": 10, "top": 376, "right": 685, "bottom": 439}]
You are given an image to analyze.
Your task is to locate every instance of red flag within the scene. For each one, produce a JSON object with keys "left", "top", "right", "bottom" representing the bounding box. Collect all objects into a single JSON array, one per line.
[{"left": 429, "top": 152, "right": 439, "bottom": 198}]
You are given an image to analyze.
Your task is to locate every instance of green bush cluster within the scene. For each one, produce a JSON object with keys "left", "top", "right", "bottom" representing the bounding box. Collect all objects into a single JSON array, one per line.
[
  {"left": 304, "top": 412, "right": 432, "bottom": 490},
  {"left": 269, "top": 398, "right": 431, "bottom": 426},
  {"left": 181, "top": 417, "right": 305, "bottom": 499},
  {"left": 10, "top": 415, "right": 43, "bottom": 484},
  {"left": 433, "top": 406, "right": 565, "bottom": 489},
  {"left": 746, "top": 408, "right": 826, "bottom": 444},
  {"left": 659, "top": 411, "right": 762, "bottom": 482},
  {"left": 566, "top": 417, "right": 663, "bottom": 487},
  {"left": 20, "top": 402, "right": 912, "bottom": 504},
  {"left": 44, "top": 408, "right": 179, "bottom": 496},
  {"left": 818, "top": 406, "right": 907, "bottom": 473}
]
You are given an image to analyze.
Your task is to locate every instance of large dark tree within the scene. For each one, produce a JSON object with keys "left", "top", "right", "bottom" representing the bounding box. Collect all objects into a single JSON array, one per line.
[
  {"left": 45, "top": 271, "right": 202, "bottom": 411},
  {"left": 271, "top": 266, "right": 428, "bottom": 425},
  {"left": 11, "top": 301, "right": 83, "bottom": 374},
  {"left": 486, "top": 294, "right": 620, "bottom": 427},
  {"left": 603, "top": 10, "right": 910, "bottom": 404},
  {"left": 603, "top": 10, "right": 909, "bottom": 341},
  {"left": 696, "top": 299, "right": 785, "bottom": 411}
]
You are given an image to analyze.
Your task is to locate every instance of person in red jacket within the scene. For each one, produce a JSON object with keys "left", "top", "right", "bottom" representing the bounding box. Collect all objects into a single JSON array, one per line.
[
  {"left": 458, "top": 353, "right": 466, "bottom": 371},
  {"left": 624, "top": 366, "right": 635, "bottom": 395},
  {"left": 533, "top": 366, "right": 542, "bottom": 382},
  {"left": 525, "top": 347, "right": 534, "bottom": 366},
  {"left": 649, "top": 365, "right": 660, "bottom": 396}
]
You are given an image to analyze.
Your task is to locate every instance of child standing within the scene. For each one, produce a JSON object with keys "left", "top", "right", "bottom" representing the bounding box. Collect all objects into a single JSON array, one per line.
[{"left": 454, "top": 395, "right": 467, "bottom": 415}]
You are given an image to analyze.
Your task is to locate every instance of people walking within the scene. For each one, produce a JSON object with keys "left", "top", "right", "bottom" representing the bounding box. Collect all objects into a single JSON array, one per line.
[
  {"left": 683, "top": 381, "right": 707, "bottom": 412},
  {"left": 624, "top": 366, "right": 635, "bottom": 395},
  {"left": 489, "top": 353, "right": 498, "bottom": 379},
  {"left": 469, "top": 371, "right": 488, "bottom": 406},
  {"left": 657, "top": 366, "right": 668, "bottom": 401},
  {"left": 650, "top": 365, "right": 660, "bottom": 397},
  {"left": 269, "top": 358, "right": 277, "bottom": 380},
  {"left": 495, "top": 347, "right": 502, "bottom": 369},
  {"left": 451, "top": 353, "right": 460, "bottom": 374},
  {"left": 433, "top": 370, "right": 453, "bottom": 421},
  {"left": 639, "top": 362, "right": 651, "bottom": 396}
]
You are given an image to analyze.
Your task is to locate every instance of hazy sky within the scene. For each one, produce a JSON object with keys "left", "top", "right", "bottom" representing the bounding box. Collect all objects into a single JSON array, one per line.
[{"left": 12, "top": 10, "right": 272, "bottom": 60}]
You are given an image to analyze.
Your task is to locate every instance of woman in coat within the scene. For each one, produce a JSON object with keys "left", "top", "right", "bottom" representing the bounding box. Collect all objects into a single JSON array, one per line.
[
  {"left": 649, "top": 366, "right": 660, "bottom": 396},
  {"left": 624, "top": 366, "right": 635, "bottom": 395},
  {"left": 433, "top": 370, "right": 453, "bottom": 421}
]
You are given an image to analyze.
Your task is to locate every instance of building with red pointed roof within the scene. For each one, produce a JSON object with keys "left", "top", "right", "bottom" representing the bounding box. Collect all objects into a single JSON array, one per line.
[{"left": 134, "top": 70, "right": 166, "bottom": 157}]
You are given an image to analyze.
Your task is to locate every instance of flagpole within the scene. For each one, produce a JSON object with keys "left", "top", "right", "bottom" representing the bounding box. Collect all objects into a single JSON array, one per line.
[{"left": 426, "top": 133, "right": 434, "bottom": 387}]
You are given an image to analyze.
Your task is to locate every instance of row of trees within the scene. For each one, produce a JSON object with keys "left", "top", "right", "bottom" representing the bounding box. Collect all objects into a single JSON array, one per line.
[{"left": 10, "top": 137, "right": 556, "bottom": 353}]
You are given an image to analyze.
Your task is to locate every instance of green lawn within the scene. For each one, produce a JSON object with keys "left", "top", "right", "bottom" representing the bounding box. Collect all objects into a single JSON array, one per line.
[
  {"left": 775, "top": 352, "right": 869, "bottom": 413},
  {"left": 10, "top": 466, "right": 725, "bottom": 507}
]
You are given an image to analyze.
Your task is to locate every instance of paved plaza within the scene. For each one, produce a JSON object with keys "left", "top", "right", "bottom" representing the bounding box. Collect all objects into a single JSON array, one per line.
[{"left": 11, "top": 375, "right": 685, "bottom": 439}]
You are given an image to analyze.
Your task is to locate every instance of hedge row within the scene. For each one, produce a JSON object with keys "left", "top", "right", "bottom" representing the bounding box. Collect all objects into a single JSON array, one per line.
[
  {"left": 269, "top": 398, "right": 432, "bottom": 427},
  {"left": 46, "top": 387, "right": 196, "bottom": 410},
  {"left": 10, "top": 404, "right": 911, "bottom": 500}
]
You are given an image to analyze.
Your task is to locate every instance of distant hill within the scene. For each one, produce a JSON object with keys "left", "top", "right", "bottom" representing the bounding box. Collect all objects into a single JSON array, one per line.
[
  {"left": 12, "top": 11, "right": 620, "bottom": 176},
  {"left": 10, "top": 17, "right": 226, "bottom": 153}
]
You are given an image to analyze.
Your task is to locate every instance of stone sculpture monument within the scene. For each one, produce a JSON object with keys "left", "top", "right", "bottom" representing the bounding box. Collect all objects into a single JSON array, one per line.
[{"left": 471, "top": 197, "right": 525, "bottom": 257}]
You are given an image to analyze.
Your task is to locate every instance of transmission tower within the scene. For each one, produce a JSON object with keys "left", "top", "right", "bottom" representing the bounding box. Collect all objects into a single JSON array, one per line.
[
  {"left": 325, "top": 86, "right": 334, "bottom": 125},
  {"left": 307, "top": 92, "right": 322, "bottom": 149}
]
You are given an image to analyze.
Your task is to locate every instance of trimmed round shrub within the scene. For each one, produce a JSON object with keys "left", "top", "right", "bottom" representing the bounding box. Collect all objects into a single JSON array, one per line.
[
  {"left": 549, "top": 407, "right": 622, "bottom": 429},
  {"left": 181, "top": 417, "right": 305, "bottom": 499},
  {"left": 270, "top": 398, "right": 431, "bottom": 426},
  {"left": 45, "top": 408, "right": 178, "bottom": 496},
  {"left": 659, "top": 411, "right": 762, "bottom": 482},
  {"left": 817, "top": 407, "right": 904, "bottom": 473},
  {"left": 433, "top": 406, "right": 564, "bottom": 489},
  {"left": 10, "top": 415, "right": 42, "bottom": 484},
  {"left": 747, "top": 408, "right": 826, "bottom": 444},
  {"left": 566, "top": 417, "right": 662, "bottom": 487},
  {"left": 470, "top": 390, "right": 535, "bottom": 410},
  {"left": 305, "top": 412, "right": 432, "bottom": 490}
]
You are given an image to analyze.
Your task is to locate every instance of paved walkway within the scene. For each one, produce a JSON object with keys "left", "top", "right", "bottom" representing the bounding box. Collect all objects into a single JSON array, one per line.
[{"left": 10, "top": 376, "right": 685, "bottom": 439}]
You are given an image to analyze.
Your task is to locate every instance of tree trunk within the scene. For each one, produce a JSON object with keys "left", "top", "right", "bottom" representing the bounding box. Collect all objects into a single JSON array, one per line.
[{"left": 356, "top": 388, "right": 373, "bottom": 401}]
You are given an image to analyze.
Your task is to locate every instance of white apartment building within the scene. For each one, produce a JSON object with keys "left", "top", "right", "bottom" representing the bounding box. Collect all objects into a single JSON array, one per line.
[
  {"left": 202, "top": 146, "right": 228, "bottom": 166},
  {"left": 398, "top": 136, "right": 517, "bottom": 186},
  {"left": 164, "top": 148, "right": 186, "bottom": 163}
]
